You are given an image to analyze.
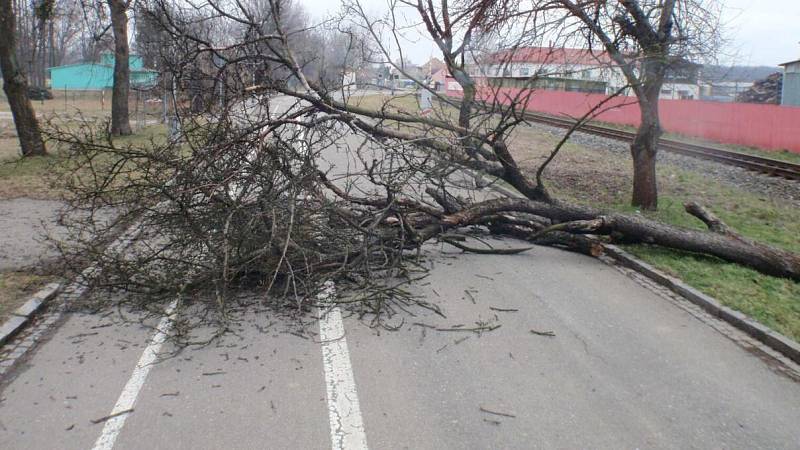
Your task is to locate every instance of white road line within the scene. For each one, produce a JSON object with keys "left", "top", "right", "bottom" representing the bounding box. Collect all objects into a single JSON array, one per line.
[
  {"left": 318, "top": 281, "right": 369, "bottom": 450},
  {"left": 91, "top": 300, "right": 178, "bottom": 450}
]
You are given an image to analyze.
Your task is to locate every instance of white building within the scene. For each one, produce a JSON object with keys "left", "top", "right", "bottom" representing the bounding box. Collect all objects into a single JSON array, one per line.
[{"left": 477, "top": 47, "right": 700, "bottom": 100}]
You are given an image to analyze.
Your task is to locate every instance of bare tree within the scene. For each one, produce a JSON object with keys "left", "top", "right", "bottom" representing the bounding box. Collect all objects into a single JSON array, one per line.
[
  {"left": 540, "top": 0, "right": 721, "bottom": 210},
  {"left": 108, "top": 0, "right": 132, "bottom": 135},
  {"left": 45, "top": 0, "right": 798, "bottom": 321},
  {"left": 1, "top": 0, "right": 46, "bottom": 156}
]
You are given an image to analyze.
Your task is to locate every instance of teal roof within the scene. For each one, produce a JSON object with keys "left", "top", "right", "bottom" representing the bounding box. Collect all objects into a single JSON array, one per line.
[
  {"left": 48, "top": 58, "right": 157, "bottom": 90},
  {"left": 47, "top": 63, "right": 156, "bottom": 74}
]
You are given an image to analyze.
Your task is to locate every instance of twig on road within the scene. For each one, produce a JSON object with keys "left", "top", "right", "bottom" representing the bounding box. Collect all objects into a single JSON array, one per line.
[
  {"left": 479, "top": 406, "right": 516, "bottom": 418},
  {"left": 464, "top": 290, "right": 477, "bottom": 304},
  {"left": 91, "top": 408, "right": 134, "bottom": 424},
  {"left": 530, "top": 329, "right": 555, "bottom": 337},
  {"left": 437, "top": 324, "right": 501, "bottom": 333}
]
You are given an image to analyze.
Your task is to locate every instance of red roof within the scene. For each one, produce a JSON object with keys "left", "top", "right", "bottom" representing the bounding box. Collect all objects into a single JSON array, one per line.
[{"left": 488, "top": 47, "right": 614, "bottom": 66}]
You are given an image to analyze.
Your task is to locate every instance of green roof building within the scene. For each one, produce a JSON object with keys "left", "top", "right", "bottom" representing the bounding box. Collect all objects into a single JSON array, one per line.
[{"left": 48, "top": 53, "right": 158, "bottom": 90}]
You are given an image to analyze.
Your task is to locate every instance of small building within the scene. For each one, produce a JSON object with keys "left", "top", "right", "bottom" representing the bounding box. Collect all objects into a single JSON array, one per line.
[
  {"left": 479, "top": 47, "right": 624, "bottom": 94},
  {"left": 478, "top": 46, "right": 700, "bottom": 99},
  {"left": 658, "top": 60, "right": 701, "bottom": 100},
  {"left": 779, "top": 58, "right": 800, "bottom": 107},
  {"left": 48, "top": 53, "right": 157, "bottom": 90},
  {"left": 429, "top": 68, "right": 447, "bottom": 90}
]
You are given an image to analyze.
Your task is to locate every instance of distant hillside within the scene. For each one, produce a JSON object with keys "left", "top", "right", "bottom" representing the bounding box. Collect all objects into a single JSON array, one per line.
[{"left": 701, "top": 65, "right": 781, "bottom": 83}]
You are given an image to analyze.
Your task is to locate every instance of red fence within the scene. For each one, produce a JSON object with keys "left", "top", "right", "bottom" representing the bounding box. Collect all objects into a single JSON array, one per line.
[{"left": 446, "top": 83, "right": 800, "bottom": 153}]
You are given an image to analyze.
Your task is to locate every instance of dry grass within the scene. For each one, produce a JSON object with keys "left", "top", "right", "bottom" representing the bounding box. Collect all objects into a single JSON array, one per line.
[
  {"left": 0, "top": 123, "right": 168, "bottom": 200},
  {"left": 0, "top": 136, "right": 57, "bottom": 199},
  {"left": 0, "top": 89, "right": 162, "bottom": 119},
  {"left": 0, "top": 271, "right": 56, "bottom": 322}
]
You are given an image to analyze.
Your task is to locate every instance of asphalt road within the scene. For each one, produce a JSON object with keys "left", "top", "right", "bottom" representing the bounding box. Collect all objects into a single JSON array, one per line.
[{"left": 1, "top": 94, "right": 799, "bottom": 449}]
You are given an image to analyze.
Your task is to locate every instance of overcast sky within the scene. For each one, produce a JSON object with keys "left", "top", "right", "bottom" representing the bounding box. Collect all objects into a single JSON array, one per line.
[{"left": 298, "top": 0, "right": 800, "bottom": 67}]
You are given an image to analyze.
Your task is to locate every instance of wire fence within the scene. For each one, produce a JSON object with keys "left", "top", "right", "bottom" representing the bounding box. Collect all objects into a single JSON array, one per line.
[{"left": 0, "top": 87, "right": 166, "bottom": 133}]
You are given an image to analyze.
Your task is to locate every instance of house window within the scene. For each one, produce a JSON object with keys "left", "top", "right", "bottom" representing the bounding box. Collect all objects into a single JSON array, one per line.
[
  {"left": 520, "top": 67, "right": 530, "bottom": 77},
  {"left": 582, "top": 70, "right": 591, "bottom": 79}
]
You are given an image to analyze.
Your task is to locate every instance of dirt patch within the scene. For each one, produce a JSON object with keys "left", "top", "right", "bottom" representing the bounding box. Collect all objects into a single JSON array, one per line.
[{"left": 509, "top": 126, "right": 632, "bottom": 205}]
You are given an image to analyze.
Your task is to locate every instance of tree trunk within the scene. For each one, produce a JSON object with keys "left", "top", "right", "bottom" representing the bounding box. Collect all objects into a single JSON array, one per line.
[
  {"left": 438, "top": 197, "right": 800, "bottom": 281},
  {"left": 108, "top": 0, "right": 132, "bottom": 136},
  {"left": 0, "top": 0, "right": 46, "bottom": 156},
  {"left": 452, "top": 69, "right": 481, "bottom": 158},
  {"left": 631, "top": 82, "right": 662, "bottom": 210}
]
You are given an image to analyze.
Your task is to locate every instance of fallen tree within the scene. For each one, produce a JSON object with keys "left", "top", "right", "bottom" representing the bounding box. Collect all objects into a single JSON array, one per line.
[{"left": 45, "top": 0, "right": 798, "bottom": 323}]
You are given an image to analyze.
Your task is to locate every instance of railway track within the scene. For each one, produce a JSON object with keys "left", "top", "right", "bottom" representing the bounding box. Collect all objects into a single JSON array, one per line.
[{"left": 522, "top": 111, "right": 800, "bottom": 181}]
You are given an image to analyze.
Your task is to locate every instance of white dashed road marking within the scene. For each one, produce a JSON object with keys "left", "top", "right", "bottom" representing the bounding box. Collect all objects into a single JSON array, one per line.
[
  {"left": 91, "top": 299, "right": 178, "bottom": 450},
  {"left": 318, "top": 281, "right": 369, "bottom": 450}
]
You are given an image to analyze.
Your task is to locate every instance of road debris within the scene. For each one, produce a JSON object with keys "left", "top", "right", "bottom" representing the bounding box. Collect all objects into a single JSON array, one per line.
[
  {"left": 479, "top": 406, "right": 516, "bottom": 418},
  {"left": 437, "top": 324, "right": 501, "bottom": 333},
  {"left": 91, "top": 408, "right": 134, "bottom": 424},
  {"left": 489, "top": 306, "right": 518, "bottom": 312},
  {"left": 530, "top": 329, "right": 555, "bottom": 337}
]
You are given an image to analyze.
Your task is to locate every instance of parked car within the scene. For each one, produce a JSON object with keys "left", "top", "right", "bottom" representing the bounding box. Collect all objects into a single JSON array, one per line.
[{"left": 27, "top": 87, "right": 53, "bottom": 100}]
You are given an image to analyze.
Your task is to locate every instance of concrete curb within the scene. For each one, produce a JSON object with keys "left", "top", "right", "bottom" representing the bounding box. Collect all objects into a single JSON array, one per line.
[
  {"left": 602, "top": 245, "right": 800, "bottom": 365},
  {"left": 0, "top": 283, "right": 61, "bottom": 347},
  {"left": 475, "top": 170, "right": 800, "bottom": 365}
]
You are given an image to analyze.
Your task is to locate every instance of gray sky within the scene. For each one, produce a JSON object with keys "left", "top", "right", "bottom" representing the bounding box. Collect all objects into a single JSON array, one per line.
[
  {"left": 299, "top": 0, "right": 800, "bottom": 67},
  {"left": 721, "top": 0, "right": 800, "bottom": 66}
]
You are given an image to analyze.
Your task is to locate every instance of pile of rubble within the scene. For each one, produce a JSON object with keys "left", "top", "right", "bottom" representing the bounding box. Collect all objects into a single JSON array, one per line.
[{"left": 735, "top": 72, "right": 782, "bottom": 104}]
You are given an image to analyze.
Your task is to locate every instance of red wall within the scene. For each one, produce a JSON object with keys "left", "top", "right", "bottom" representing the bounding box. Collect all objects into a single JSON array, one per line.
[{"left": 446, "top": 83, "right": 800, "bottom": 153}]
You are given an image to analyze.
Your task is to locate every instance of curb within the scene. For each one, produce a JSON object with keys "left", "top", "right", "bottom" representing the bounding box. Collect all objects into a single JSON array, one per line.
[
  {"left": 0, "top": 283, "right": 61, "bottom": 347},
  {"left": 476, "top": 170, "right": 800, "bottom": 365},
  {"left": 602, "top": 245, "right": 800, "bottom": 365}
]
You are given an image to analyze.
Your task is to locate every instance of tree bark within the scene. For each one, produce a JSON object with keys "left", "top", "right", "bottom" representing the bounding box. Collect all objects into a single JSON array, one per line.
[
  {"left": 108, "top": 0, "right": 132, "bottom": 136},
  {"left": 631, "top": 69, "right": 662, "bottom": 210},
  {"left": 438, "top": 197, "right": 800, "bottom": 281},
  {"left": 0, "top": 0, "right": 46, "bottom": 156}
]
